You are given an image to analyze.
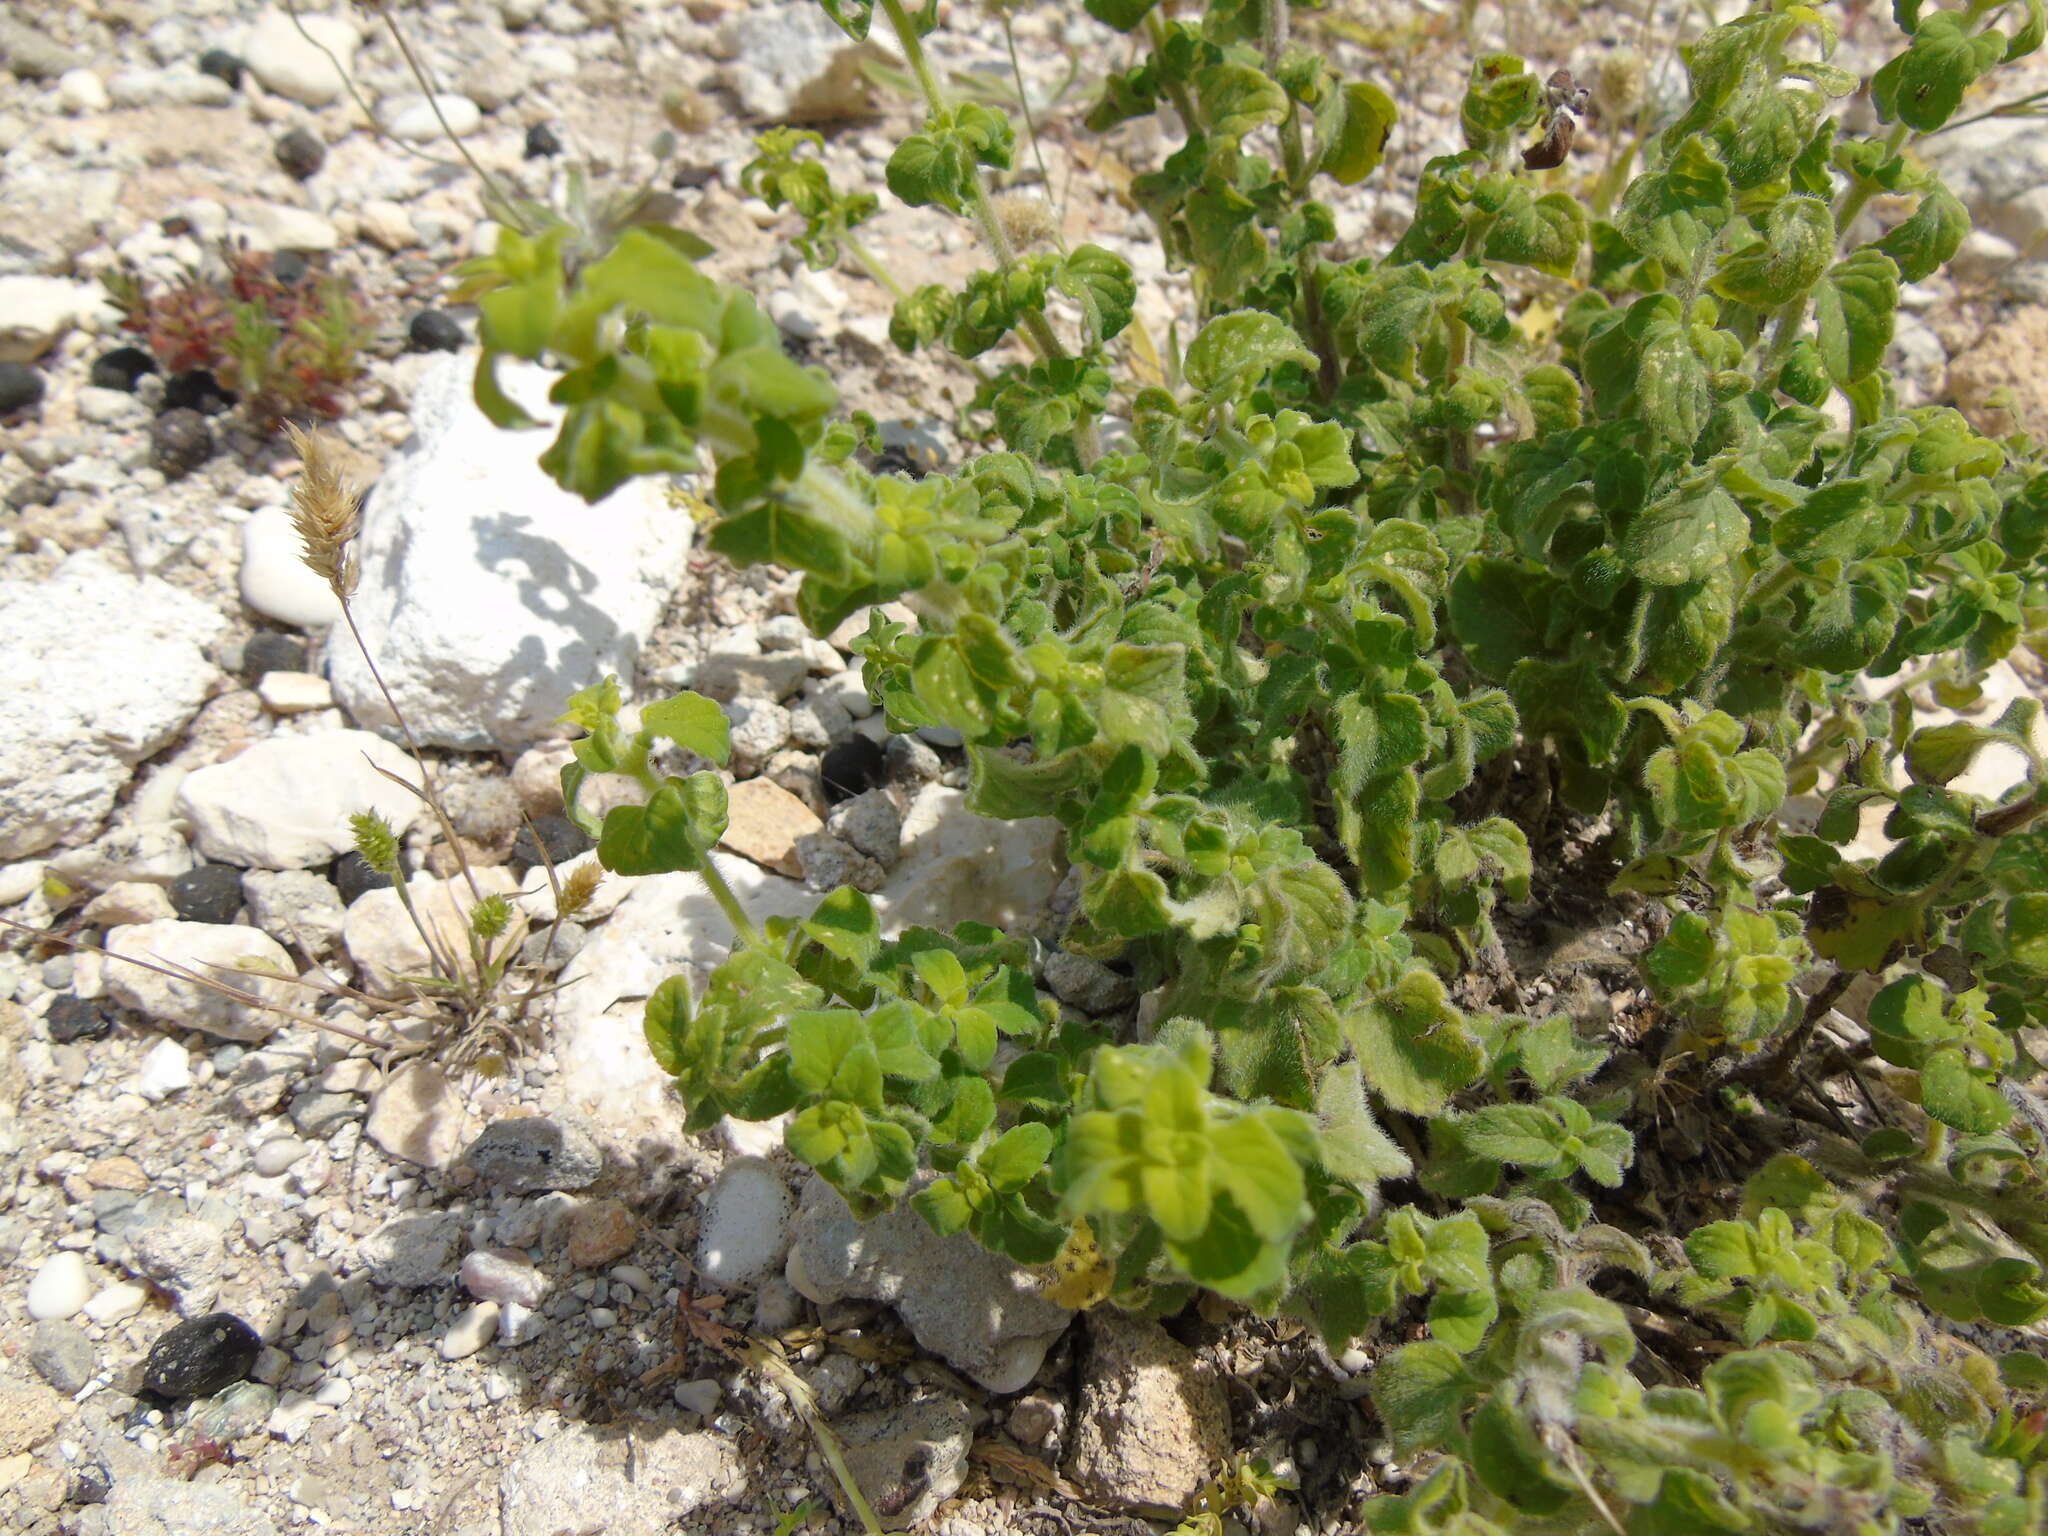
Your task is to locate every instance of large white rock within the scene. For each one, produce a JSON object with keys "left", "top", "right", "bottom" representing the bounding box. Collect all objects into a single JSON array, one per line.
[
  {"left": 0, "top": 552, "right": 222, "bottom": 859},
  {"left": 242, "top": 6, "right": 358, "bottom": 107},
  {"left": 0, "top": 275, "right": 113, "bottom": 362},
  {"left": 342, "top": 867, "right": 521, "bottom": 996},
  {"left": 877, "top": 784, "right": 1064, "bottom": 933},
  {"left": 544, "top": 855, "right": 818, "bottom": 1148},
  {"left": 174, "top": 729, "right": 424, "bottom": 868},
  {"left": 238, "top": 506, "right": 343, "bottom": 628},
  {"left": 326, "top": 354, "right": 693, "bottom": 750},
  {"left": 102, "top": 920, "right": 295, "bottom": 1041}
]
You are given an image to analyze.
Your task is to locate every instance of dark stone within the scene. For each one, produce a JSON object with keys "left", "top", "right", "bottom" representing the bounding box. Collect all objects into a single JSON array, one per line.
[
  {"left": 670, "top": 162, "right": 716, "bottom": 190},
  {"left": 779, "top": 329, "right": 816, "bottom": 365},
  {"left": 275, "top": 126, "right": 326, "bottom": 181},
  {"left": 270, "top": 249, "right": 309, "bottom": 286},
  {"left": 5, "top": 477, "right": 57, "bottom": 511},
  {"left": 141, "top": 1312, "right": 260, "bottom": 1400},
  {"left": 821, "top": 734, "right": 885, "bottom": 803},
  {"left": 241, "top": 631, "right": 309, "bottom": 680},
  {"left": 523, "top": 122, "right": 562, "bottom": 159},
  {"left": 509, "top": 813, "right": 592, "bottom": 871},
  {"left": 0, "top": 361, "right": 44, "bottom": 415},
  {"left": 864, "top": 420, "right": 945, "bottom": 480},
  {"left": 46, "top": 995, "right": 113, "bottom": 1044},
  {"left": 197, "top": 49, "right": 244, "bottom": 90},
  {"left": 406, "top": 308, "right": 463, "bottom": 353},
  {"left": 331, "top": 851, "right": 393, "bottom": 906},
  {"left": 161, "top": 368, "right": 235, "bottom": 416},
  {"left": 150, "top": 408, "right": 214, "bottom": 479},
  {"left": 90, "top": 345, "right": 158, "bottom": 393},
  {"left": 169, "top": 865, "right": 244, "bottom": 924},
  {"left": 69, "top": 1460, "right": 112, "bottom": 1506}
]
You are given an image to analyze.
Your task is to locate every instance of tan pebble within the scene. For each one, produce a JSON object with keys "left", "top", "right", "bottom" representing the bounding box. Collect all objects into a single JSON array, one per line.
[
  {"left": 82, "top": 1155, "right": 148, "bottom": 1192},
  {"left": 565, "top": 1199, "right": 637, "bottom": 1267}
]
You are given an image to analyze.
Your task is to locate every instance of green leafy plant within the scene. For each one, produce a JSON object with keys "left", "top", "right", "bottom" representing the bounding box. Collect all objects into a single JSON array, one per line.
[{"left": 467, "top": 0, "right": 2048, "bottom": 1527}]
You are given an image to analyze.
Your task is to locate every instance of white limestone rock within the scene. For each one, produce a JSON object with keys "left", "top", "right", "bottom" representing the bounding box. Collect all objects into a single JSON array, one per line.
[
  {"left": 102, "top": 920, "right": 295, "bottom": 1041},
  {"left": 326, "top": 353, "right": 693, "bottom": 750},
  {"left": 0, "top": 552, "right": 222, "bottom": 858},
  {"left": 175, "top": 730, "right": 423, "bottom": 869}
]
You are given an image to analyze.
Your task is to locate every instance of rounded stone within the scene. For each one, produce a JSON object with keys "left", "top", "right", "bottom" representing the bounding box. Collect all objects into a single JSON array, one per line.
[
  {"left": 509, "top": 814, "right": 592, "bottom": 871},
  {"left": 0, "top": 361, "right": 46, "bottom": 415},
  {"left": 161, "top": 367, "right": 235, "bottom": 416},
  {"left": 90, "top": 346, "right": 158, "bottom": 393},
  {"left": 169, "top": 864, "right": 245, "bottom": 924},
  {"left": 45, "top": 996, "right": 113, "bottom": 1044},
  {"left": 150, "top": 408, "right": 214, "bottom": 479},
  {"left": 241, "top": 631, "right": 309, "bottom": 680},
  {"left": 29, "top": 1319, "right": 96, "bottom": 1394},
  {"left": 460, "top": 1115, "right": 603, "bottom": 1192},
  {"left": 274, "top": 126, "right": 326, "bottom": 180},
  {"left": 524, "top": 122, "right": 561, "bottom": 159},
  {"left": 331, "top": 850, "right": 394, "bottom": 905},
  {"left": 407, "top": 309, "right": 463, "bottom": 353},
  {"left": 239, "top": 505, "right": 344, "bottom": 628},
  {"left": 142, "top": 1312, "right": 260, "bottom": 1399},
  {"left": 252, "top": 1137, "right": 306, "bottom": 1177},
  {"left": 565, "top": 1199, "right": 637, "bottom": 1268},
  {"left": 196, "top": 49, "right": 244, "bottom": 90},
  {"left": 26, "top": 1252, "right": 93, "bottom": 1321}
]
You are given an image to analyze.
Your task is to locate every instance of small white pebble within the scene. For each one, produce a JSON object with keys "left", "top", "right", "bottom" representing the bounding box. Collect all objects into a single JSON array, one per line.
[
  {"left": 439, "top": 1302, "right": 500, "bottom": 1361},
  {"left": 82, "top": 1280, "right": 149, "bottom": 1325},
  {"left": 587, "top": 1307, "right": 618, "bottom": 1330},
  {"left": 498, "top": 1302, "right": 544, "bottom": 1346},
  {"left": 27, "top": 1252, "right": 93, "bottom": 1321},
  {"left": 484, "top": 1371, "right": 513, "bottom": 1403},
  {"left": 253, "top": 1137, "right": 307, "bottom": 1177},
  {"left": 609, "top": 1265, "right": 653, "bottom": 1294},
  {"left": 673, "top": 1378, "right": 721, "bottom": 1417},
  {"left": 313, "top": 1378, "right": 352, "bottom": 1408}
]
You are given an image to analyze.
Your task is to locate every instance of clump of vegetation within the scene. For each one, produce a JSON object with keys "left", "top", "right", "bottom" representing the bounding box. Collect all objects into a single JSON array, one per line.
[
  {"left": 461, "top": 0, "right": 2048, "bottom": 1529},
  {"left": 102, "top": 246, "right": 370, "bottom": 429}
]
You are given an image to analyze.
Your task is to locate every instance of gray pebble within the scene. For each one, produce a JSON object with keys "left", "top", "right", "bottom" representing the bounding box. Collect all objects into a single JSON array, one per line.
[
  {"left": 458, "top": 1115, "right": 604, "bottom": 1193},
  {"left": 28, "top": 1318, "right": 96, "bottom": 1393}
]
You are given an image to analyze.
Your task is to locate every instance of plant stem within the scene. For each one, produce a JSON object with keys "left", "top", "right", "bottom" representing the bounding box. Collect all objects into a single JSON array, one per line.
[
  {"left": 842, "top": 233, "right": 907, "bottom": 302},
  {"left": 1258, "top": 1, "right": 1340, "bottom": 400},
  {"left": 1000, "top": 11, "right": 1061, "bottom": 248},
  {"left": 696, "top": 853, "right": 763, "bottom": 948},
  {"left": 876, "top": 0, "right": 1097, "bottom": 462}
]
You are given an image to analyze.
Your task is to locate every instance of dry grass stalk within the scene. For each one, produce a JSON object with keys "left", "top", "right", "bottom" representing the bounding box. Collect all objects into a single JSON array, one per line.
[{"left": 283, "top": 421, "right": 362, "bottom": 601}]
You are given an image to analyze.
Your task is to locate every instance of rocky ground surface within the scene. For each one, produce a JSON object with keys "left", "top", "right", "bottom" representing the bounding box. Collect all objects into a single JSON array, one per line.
[{"left": 4, "top": 3, "right": 2048, "bottom": 1535}]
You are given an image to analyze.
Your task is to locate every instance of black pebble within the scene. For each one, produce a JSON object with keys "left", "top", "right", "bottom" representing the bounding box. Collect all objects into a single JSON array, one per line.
[
  {"left": 779, "top": 329, "right": 816, "bottom": 365},
  {"left": 523, "top": 122, "right": 562, "bottom": 159},
  {"left": 821, "top": 734, "right": 885, "bottom": 803},
  {"left": 241, "top": 631, "right": 309, "bottom": 680},
  {"left": 670, "top": 162, "right": 715, "bottom": 190},
  {"left": 170, "top": 865, "right": 244, "bottom": 925},
  {"left": 407, "top": 309, "right": 463, "bottom": 353},
  {"left": 68, "top": 1460, "right": 112, "bottom": 1506},
  {"left": 142, "top": 1312, "right": 260, "bottom": 1400},
  {"left": 161, "top": 368, "right": 235, "bottom": 416},
  {"left": 90, "top": 345, "right": 158, "bottom": 393},
  {"left": 271, "top": 249, "right": 309, "bottom": 286},
  {"left": 0, "top": 361, "right": 45, "bottom": 415},
  {"left": 332, "top": 851, "right": 393, "bottom": 906},
  {"left": 510, "top": 814, "right": 593, "bottom": 871},
  {"left": 46, "top": 995, "right": 113, "bottom": 1045},
  {"left": 197, "top": 49, "right": 244, "bottom": 90},
  {"left": 275, "top": 126, "right": 326, "bottom": 181},
  {"left": 5, "top": 477, "right": 57, "bottom": 511},
  {"left": 151, "top": 408, "right": 214, "bottom": 479}
]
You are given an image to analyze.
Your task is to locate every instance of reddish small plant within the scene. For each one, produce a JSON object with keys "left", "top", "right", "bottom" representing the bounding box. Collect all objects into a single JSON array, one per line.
[
  {"left": 165, "top": 1429, "right": 238, "bottom": 1480},
  {"left": 103, "top": 247, "right": 371, "bottom": 430}
]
